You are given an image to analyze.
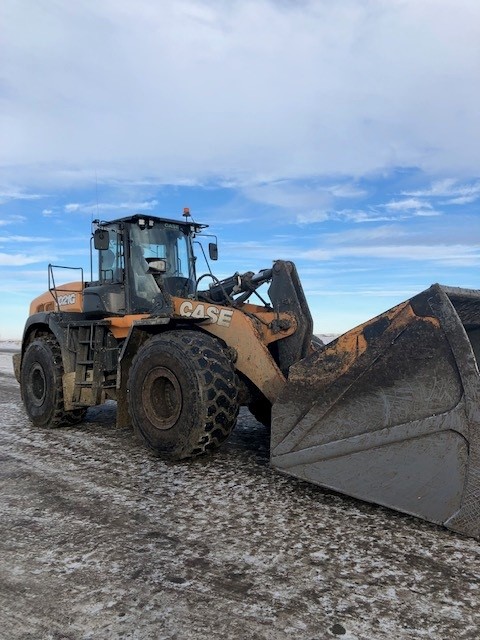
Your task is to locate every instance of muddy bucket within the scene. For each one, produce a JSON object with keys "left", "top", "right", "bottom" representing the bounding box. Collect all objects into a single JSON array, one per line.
[{"left": 271, "top": 284, "right": 480, "bottom": 538}]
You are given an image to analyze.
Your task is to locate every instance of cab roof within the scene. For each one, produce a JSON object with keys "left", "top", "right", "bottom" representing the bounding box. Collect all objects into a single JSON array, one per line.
[{"left": 93, "top": 214, "right": 207, "bottom": 232}]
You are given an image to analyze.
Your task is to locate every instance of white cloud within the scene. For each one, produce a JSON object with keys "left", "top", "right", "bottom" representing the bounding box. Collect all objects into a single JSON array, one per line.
[
  {"left": 243, "top": 181, "right": 333, "bottom": 210},
  {"left": 443, "top": 195, "right": 478, "bottom": 205},
  {"left": 382, "top": 198, "right": 432, "bottom": 211},
  {"left": 65, "top": 203, "right": 81, "bottom": 213},
  {"left": 413, "top": 209, "right": 441, "bottom": 217},
  {"left": 101, "top": 200, "right": 158, "bottom": 212},
  {"left": 0, "top": 252, "right": 52, "bottom": 266},
  {"left": 211, "top": 217, "right": 253, "bottom": 225},
  {"left": 2, "top": 0, "right": 480, "bottom": 188},
  {"left": 0, "top": 189, "right": 46, "bottom": 205},
  {"left": 0, "top": 235, "right": 50, "bottom": 242},
  {"left": 296, "top": 210, "right": 330, "bottom": 224},
  {"left": 217, "top": 230, "right": 480, "bottom": 269},
  {"left": 244, "top": 180, "right": 366, "bottom": 213},
  {"left": 221, "top": 239, "right": 304, "bottom": 263},
  {"left": 243, "top": 180, "right": 369, "bottom": 225},
  {"left": 329, "top": 184, "right": 367, "bottom": 198},
  {"left": 336, "top": 210, "right": 394, "bottom": 223},
  {"left": 64, "top": 200, "right": 158, "bottom": 214},
  {"left": 0, "top": 215, "right": 27, "bottom": 226},
  {"left": 301, "top": 243, "right": 480, "bottom": 267},
  {"left": 304, "top": 286, "right": 424, "bottom": 298},
  {"left": 0, "top": 268, "right": 52, "bottom": 292},
  {"left": 378, "top": 198, "right": 441, "bottom": 218},
  {"left": 296, "top": 204, "right": 442, "bottom": 225},
  {"left": 404, "top": 179, "right": 480, "bottom": 200},
  {"left": 321, "top": 224, "right": 409, "bottom": 244}
]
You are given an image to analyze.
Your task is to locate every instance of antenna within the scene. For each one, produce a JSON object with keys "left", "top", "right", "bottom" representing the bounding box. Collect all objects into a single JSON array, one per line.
[
  {"left": 94, "top": 170, "right": 100, "bottom": 223},
  {"left": 91, "top": 170, "right": 101, "bottom": 283}
]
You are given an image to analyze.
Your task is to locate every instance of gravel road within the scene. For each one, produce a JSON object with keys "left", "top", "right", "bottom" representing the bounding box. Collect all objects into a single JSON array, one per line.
[{"left": 1, "top": 346, "right": 479, "bottom": 640}]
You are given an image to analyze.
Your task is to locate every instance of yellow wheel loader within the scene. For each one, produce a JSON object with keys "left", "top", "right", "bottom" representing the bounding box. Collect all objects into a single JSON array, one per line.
[{"left": 13, "top": 213, "right": 480, "bottom": 539}]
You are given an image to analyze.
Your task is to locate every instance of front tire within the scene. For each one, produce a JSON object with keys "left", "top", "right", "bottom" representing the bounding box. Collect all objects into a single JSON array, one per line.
[
  {"left": 128, "top": 330, "right": 239, "bottom": 459},
  {"left": 21, "top": 335, "right": 86, "bottom": 428}
]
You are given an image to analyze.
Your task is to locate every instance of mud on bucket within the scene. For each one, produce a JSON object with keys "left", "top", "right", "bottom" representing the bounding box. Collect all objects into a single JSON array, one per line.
[{"left": 271, "top": 284, "right": 480, "bottom": 538}]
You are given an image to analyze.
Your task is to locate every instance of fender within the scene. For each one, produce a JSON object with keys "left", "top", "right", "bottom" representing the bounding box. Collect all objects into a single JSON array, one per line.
[{"left": 17, "top": 312, "right": 93, "bottom": 380}]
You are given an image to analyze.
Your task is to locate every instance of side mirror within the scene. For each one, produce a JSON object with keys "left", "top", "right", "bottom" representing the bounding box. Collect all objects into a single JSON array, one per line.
[
  {"left": 94, "top": 229, "right": 109, "bottom": 251},
  {"left": 208, "top": 242, "right": 218, "bottom": 261}
]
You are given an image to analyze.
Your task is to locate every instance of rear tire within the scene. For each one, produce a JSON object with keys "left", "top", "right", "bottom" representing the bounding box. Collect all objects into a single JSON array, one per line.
[
  {"left": 21, "top": 335, "right": 87, "bottom": 428},
  {"left": 128, "top": 330, "right": 239, "bottom": 459}
]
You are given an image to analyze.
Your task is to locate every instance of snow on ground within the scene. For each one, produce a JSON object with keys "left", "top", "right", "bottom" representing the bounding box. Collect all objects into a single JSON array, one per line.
[
  {"left": 0, "top": 342, "right": 19, "bottom": 377},
  {"left": 0, "top": 340, "right": 21, "bottom": 350},
  {"left": 2, "top": 348, "right": 480, "bottom": 639}
]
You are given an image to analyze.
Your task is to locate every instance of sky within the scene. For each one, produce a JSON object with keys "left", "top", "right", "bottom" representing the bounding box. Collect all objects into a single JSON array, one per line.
[{"left": 1, "top": 0, "right": 479, "bottom": 339}]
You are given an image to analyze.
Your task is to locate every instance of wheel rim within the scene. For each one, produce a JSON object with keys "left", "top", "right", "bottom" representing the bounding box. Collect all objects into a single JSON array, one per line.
[
  {"left": 30, "top": 363, "right": 47, "bottom": 407},
  {"left": 142, "top": 366, "right": 182, "bottom": 430}
]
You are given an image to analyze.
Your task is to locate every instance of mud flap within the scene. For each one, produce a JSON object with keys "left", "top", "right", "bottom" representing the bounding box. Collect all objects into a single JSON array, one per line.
[{"left": 271, "top": 284, "right": 480, "bottom": 538}]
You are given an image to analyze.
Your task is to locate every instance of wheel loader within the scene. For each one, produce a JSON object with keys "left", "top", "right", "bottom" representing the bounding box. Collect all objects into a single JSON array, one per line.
[{"left": 13, "top": 212, "right": 480, "bottom": 539}]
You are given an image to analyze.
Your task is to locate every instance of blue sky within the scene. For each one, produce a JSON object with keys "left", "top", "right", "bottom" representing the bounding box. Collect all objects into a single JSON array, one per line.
[{"left": 1, "top": 0, "right": 479, "bottom": 339}]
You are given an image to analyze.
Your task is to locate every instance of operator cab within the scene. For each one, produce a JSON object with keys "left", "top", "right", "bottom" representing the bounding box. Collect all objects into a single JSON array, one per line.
[{"left": 84, "top": 214, "right": 207, "bottom": 316}]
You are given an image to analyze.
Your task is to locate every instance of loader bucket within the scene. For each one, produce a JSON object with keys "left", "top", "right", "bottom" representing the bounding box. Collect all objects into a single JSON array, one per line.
[{"left": 271, "top": 284, "right": 480, "bottom": 538}]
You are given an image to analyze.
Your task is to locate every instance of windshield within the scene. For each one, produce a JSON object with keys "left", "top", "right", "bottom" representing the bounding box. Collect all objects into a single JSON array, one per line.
[
  {"left": 128, "top": 222, "right": 196, "bottom": 310},
  {"left": 130, "top": 223, "right": 195, "bottom": 280}
]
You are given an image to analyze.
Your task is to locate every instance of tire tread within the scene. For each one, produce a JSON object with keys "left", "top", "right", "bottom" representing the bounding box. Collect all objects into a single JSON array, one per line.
[
  {"left": 22, "top": 334, "right": 87, "bottom": 428},
  {"left": 128, "top": 330, "right": 239, "bottom": 459}
]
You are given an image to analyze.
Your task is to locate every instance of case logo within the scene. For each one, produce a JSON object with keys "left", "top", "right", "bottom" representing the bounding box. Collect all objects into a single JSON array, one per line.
[{"left": 179, "top": 301, "right": 234, "bottom": 328}]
